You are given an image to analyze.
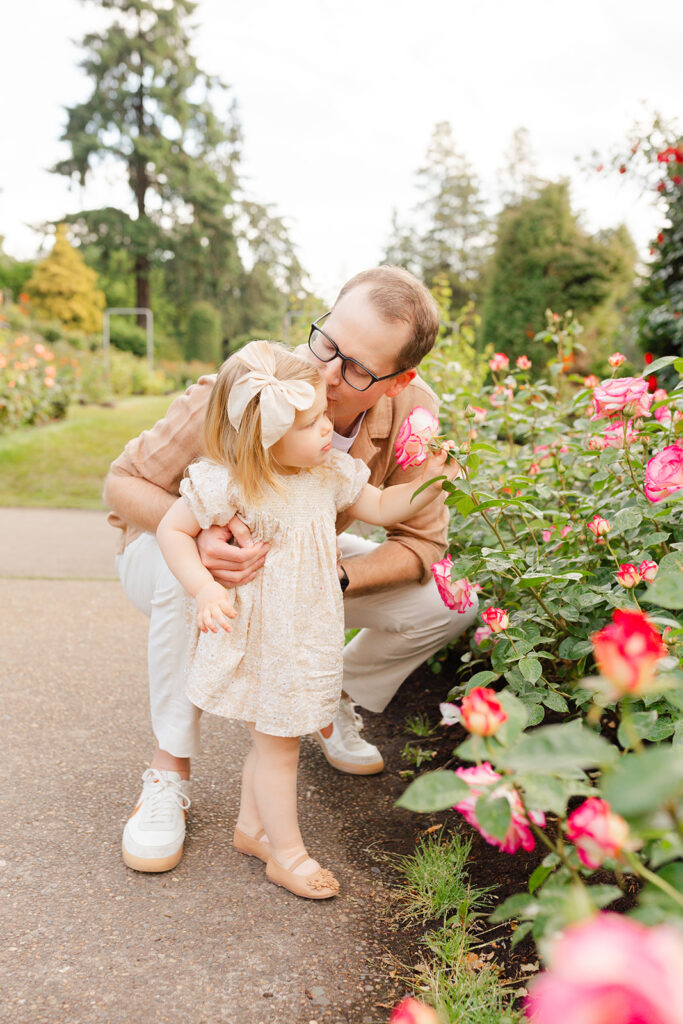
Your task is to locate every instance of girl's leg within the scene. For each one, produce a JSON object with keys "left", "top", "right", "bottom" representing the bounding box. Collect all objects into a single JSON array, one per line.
[{"left": 248, "top": 725, "right": 319, "bottom": 877}]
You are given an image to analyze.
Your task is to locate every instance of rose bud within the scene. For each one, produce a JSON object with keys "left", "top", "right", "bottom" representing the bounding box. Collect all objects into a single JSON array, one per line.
[
  {"left": 516, "top": 355, "right": 531, "bottom": 370},
  {"left": 481, "top": 607, "right": 509, "bottom": 633},
  {"left": 460, "top": 687, "right": 507, "bottom": 736},
  {"left": 616, "top": 563, "right": 641, "bottom": 588},
  {"left": 639, "top": 560, "right": 659, "bottom": 583},
  {"left": 608, "top": 352, "right": 626, "bottom": 368},
  {"left": 566, "top": 797, "right": 637, "bottom": 869},
  {"left": 587, "top": 514, "right": 611, "bottom": 538},
  {"left": 488, "top": 352, "right": 509, "bottom": 372}
]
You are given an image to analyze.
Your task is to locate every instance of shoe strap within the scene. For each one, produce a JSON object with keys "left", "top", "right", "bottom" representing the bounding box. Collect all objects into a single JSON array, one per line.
[{"left": 287, "top": 852, "right": 311, "bottom": 871}]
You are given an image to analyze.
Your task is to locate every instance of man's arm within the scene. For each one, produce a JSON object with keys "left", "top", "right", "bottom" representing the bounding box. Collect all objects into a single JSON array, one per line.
[
  {"left": 103, "top": 471, "right": 176, "bottom": 535},
  {"left": 342, "top": 540, "right": 422, "bottom": 597}
]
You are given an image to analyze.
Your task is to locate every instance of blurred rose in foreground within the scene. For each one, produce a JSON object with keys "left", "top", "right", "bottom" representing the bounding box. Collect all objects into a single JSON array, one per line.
[
  {"left": 525, "top": 914, "right": 683, "bottom": 1024},
  {"left": 591, "top": 609, "right": 668, "bottom": 699},
  {"left": 389, "top": 996, "right": 439, "bottom": 1023}
]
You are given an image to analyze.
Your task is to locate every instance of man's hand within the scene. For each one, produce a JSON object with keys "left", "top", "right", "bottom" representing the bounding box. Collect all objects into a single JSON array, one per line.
[
  {"left": 196, "top": 516, "right": 269, "bottom": 586},
  {"left": 196, "top": 580, "right": 237, "bottom": 634}
]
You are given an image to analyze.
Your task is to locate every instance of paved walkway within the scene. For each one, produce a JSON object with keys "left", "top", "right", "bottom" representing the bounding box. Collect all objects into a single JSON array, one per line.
[{"left": 0, "top": 509, "right": 410, "bottom": 1024}]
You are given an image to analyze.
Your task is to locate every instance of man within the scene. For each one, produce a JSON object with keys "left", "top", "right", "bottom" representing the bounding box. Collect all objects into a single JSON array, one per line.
[{"left": 104, "top": 265, "right": 478, "bottom": 873}]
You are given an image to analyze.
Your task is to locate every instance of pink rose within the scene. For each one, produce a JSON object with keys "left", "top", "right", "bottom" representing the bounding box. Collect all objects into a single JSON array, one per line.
[
  {"left": 592, "top": 609, "right": 668, "bottom": 698},
  {"left": 616, "top": 563, "right": 640, "bottom": 588},
  {"left": 516, "top": 354, "right": 531, "bottom": 370},
  {"left": 608, "top": 351, "right": 626, "bottom": 367},
  {"left": 653, "top": 388, "right": 668, "bottom": 403},
  {"left": 645, "top": 444, "right": 683, "bottom": 503},
  {"left": 566, "top": 798, "right": 634, "bottom": 869},
  {"left": 587, "top": 514, "right": 611, "bottom": 538},
  {"left": 592, "top": 377, "right": 653, "bottom": 420},
  {"left": 529, "top": 462, "right": 540, "bottom": 475},
  {"left": 525, "top": 914, "right": 683, "bottom": 1024},
  {"left": 430, "top": 556, "right": 475, "bottom": 614},
  {"left": 583, "top": 374, "right": 599, "bottom": 388},
  {"left": 542, "top": 528, "right": 555, "bottom": 542},
  {"left": 639, "top": 560, "right": 658, "bottom": 583},
  {"left": 602, "top": 419, "right": 638, "bottom": 449},
  {"left": 474, "top": 625, "right": 494, "bottom": 646},
  {"left": 454, "top": 763, "right": 545, "bottom": 854},
  {"left": 459, "top": 687, "right": 507, "bottom": 736},
  {"left": 395, "top": 407, "right": 440, "bottom": 470},
  {"left": 560, "top": 524, "right": 572, "bottom": 538},
  {"left": 481, "top": 607, "right": 509, "bottom": 633},
  {"left": 389, "top": 997, "right": 439, "bottom": 1024},
  {"left": 489, "top": 352, "right": 509, "bottom": 372}
]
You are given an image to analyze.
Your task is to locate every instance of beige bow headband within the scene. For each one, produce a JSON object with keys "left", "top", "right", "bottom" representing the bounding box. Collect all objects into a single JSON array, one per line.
[{"left": 227, "top": 340, "right": 316, "bottom": 449}]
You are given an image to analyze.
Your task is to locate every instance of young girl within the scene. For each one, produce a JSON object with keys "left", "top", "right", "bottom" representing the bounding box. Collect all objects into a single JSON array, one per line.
[{"left": 156, "top": 340, "right": 458, "bottom": 900}]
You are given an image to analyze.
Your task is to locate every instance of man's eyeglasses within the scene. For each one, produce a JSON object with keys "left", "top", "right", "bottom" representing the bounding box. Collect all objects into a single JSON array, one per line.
[{"left": 307, "top": 312, "right": 406, "bottom": 392}]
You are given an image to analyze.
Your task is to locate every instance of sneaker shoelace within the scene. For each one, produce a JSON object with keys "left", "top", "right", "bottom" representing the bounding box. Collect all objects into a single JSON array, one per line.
[
  {"left": 140, "top": 768, "right": 191, "bottom": 827},
  {"left": 337, "top": 699, "right": 365, "bottom": 745}
]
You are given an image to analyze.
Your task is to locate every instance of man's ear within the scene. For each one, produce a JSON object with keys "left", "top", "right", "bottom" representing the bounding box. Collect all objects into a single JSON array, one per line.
[{"left": 385, "top": 368, "right": 416, "bottom": 397}]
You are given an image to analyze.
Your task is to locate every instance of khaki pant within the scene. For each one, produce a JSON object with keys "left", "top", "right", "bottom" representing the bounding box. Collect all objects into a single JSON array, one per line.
[{"left": 117, "top": 531, "right": 478, "bottom": 758}]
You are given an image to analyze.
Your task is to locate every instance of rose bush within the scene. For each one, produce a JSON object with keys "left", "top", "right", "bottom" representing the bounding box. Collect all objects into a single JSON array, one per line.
[{"left": 397, "top": 326, "right": 683, "bottom": 986}]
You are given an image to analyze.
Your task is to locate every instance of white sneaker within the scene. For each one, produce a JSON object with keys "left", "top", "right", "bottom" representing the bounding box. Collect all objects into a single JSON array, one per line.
[
  {"left": 122, "top": 768, "right": 191, "bottom": 873},
  {"left": 313, "top": 698, "right": 384, "bottom": 775}
]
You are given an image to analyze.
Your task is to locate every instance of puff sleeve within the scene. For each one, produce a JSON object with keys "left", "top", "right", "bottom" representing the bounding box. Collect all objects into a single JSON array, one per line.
[
  {"left": 328, "top": 450, "right": 371, "bottom": 513},
  {"left": 179, "top": 459, "right": 240, "bottom": 529}
]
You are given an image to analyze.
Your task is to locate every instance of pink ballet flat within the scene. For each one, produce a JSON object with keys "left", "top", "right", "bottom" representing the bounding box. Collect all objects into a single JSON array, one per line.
[
  {"left": 266, "top": 853, "right": 340, "bottom": 900},
  {"left": 232, "top": 827, "right": 272, "bottom": 863}
]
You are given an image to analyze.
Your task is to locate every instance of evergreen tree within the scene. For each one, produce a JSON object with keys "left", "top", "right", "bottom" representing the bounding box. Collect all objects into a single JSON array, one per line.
[
  {"left": 383, "top": 121, "right": 490, "bottom": 305},
  {"left": 53, "top": 0, "right": 241, "bottom": 327},
  {"left": 480, "top": 182, "right": 635, "bottom": 363},
  {"left": 496, "top": 126, "right": 544, "bottom": 208},
  {"left": 25, "top": 224, "right": 105, "bottom": 333}
]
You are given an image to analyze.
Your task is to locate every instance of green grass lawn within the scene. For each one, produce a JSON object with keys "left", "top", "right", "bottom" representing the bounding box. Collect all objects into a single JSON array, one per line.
[{"left": 0, "top": 395, "right": 176, "bottom": 508}]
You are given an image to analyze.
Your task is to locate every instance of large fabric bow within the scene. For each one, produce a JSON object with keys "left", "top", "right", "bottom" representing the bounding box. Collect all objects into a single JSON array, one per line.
[{"left": 227, "top": 340, "right": 316, "bottom": 448}]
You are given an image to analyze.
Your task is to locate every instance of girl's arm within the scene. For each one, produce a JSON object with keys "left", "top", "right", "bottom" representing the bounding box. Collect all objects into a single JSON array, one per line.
[
  {"left": 157, "top": 499, "right": 237, "bottom": 633},
  {"left": 347, "top": 451, "right": 457, "bottom": 528}
]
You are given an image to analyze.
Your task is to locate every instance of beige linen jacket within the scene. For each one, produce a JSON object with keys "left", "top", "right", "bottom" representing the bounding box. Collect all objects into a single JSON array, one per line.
[{"left": 107, "top": 373, "right": 448, "bottom": 584}]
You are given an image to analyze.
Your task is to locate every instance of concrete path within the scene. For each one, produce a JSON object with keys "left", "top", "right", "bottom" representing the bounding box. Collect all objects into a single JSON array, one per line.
[{"left": 0, "top": 509, "right": 411, "bottom": 1024}]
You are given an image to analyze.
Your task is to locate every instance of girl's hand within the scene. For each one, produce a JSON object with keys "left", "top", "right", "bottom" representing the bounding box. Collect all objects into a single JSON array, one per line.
[
  {"left": 423, "top": 444, "right": 462, "bottom": 483},
  {"left": 196, "top": 580, "right": 237, "bottom": 634}
]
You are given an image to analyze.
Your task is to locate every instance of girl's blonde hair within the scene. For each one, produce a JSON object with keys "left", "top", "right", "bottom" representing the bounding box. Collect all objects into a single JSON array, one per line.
[{"left": 203, "top": 341, "right": 323, "bottom": 505}]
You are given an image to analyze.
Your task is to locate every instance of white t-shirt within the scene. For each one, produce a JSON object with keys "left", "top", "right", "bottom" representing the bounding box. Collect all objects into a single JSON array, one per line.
[{"left": 331, "top": 413, "right": 366, "bottom": 454}]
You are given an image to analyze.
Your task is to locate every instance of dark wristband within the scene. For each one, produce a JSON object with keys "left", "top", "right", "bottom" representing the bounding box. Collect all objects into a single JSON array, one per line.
[{"left": 339, "top": 565, "right": 350, "bottom": 594}]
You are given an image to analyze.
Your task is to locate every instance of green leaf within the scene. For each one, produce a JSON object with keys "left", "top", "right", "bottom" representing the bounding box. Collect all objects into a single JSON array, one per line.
[
  {"left": 543, "top": 690, "right": 569, "bottom": 713},
  {"left": 519, "top": 657, "right": 543, "bottom": 683},
  {"left": 475, "top": 793, "right": 511, "bottom": 842},
  {"left": 515, "top": 570, "right": 583, "bottom": 588},
  {"left": 558, "top": 636, "right": 594, "bottom": 660},
  {"left": 610, "top": 507, "right": 643, "bottom": 536},
  {"left": 674, "top": 358, "right": 683, "bottom": 375},
  {"left": 640, "top": 355, "right": 680, "bottom": 377},
  {"left": 495, "top": 690, "right": 528, "bottom": 745},
  {"left": 529, "top": 863, "right": 554, "bottom": 894},
  {"left": 617, "top": 710, "right": 658, "bottom": 749},
  {"left": 463, "top": 670, "right": 500, "bottom": 693},
  {"left": 517, "top": 773, "right": 584, "bottom": 815},
  {"left": 601, "top": 747, "right": 683, "bottom": 818},
  {"left": 588, "top": 884, "right": 623, "bottom": 910},
  {"left": 642, "top": 553, "right": 683, "bottom": 609},
  {"left": 499, "top": 720, "right": 618, "bottom": 775},
  {"left": 510, "top": 919, "right": 534, "bottom": 949},
  {"left": 488, "top": 892, "right": 536, "bottom": 923},
  {"left": 395, "top": 770, "right": 470, "bottom": 812}
]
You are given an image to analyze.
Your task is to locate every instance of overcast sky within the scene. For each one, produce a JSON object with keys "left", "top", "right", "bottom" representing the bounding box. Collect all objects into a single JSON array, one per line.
[{"left": 2, "top": 0, "right": 681, "bottom": 302}]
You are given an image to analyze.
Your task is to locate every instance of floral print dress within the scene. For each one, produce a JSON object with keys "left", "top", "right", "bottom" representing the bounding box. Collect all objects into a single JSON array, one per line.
[{"left": 179, "top": 449, "right": 369, "bottom": 737}]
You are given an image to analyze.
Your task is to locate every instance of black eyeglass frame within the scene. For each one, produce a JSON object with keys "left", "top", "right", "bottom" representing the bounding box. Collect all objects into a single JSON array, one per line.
[{"left": 307, "top": 312, "right": 407, "bottom": 392}]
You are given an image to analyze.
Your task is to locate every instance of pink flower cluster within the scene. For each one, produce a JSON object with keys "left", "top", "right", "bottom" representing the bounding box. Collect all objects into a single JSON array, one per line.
[
  {"left": 489, "top": 352, "right": 509, "bottom": 372},
  {"left": 525, "top": 914, "right": 683, "bottom": 1024},
  {"left": 431, "top": 556, "right": 475, "bottom": 613},
  {"left": 454, "top": 763, "right": 545, "bottom": 854}
]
